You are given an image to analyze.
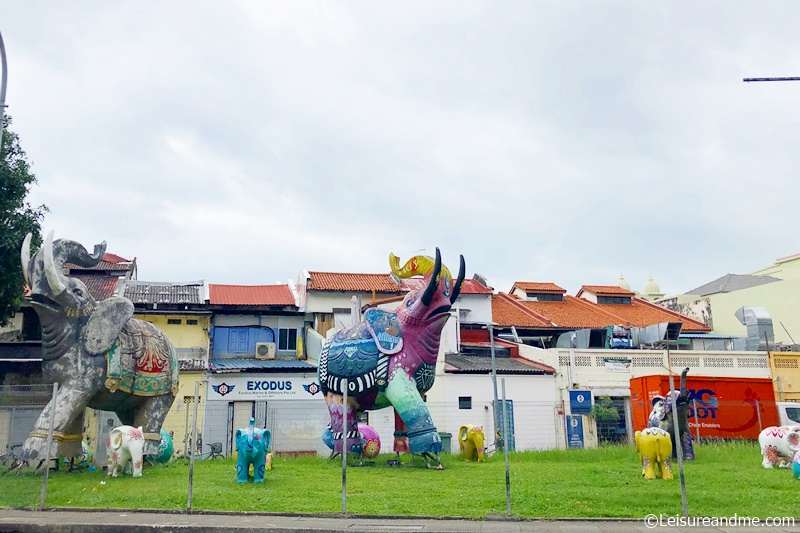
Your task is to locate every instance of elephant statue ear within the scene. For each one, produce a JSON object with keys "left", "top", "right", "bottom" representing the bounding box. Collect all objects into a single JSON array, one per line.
[
  {"left": 83, "top": 297, "right": 135, "bottom": 355},
  {"left": 110, "top": 427, "right": 125, "bottom": 450},
  {"left": 235, "top": 429, "right": 243, "bottom": 441},
  {"left": 364, "top": 308, "right": 403, "bottom": 354}
]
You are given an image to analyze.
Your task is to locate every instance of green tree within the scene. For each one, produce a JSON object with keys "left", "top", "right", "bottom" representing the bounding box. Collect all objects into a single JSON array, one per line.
[
  {"left": 588, "top": 395, "right": 621, "bottom": 444},
  {"left": 0, "top": 115, "right": 48, "bottom": 326}
]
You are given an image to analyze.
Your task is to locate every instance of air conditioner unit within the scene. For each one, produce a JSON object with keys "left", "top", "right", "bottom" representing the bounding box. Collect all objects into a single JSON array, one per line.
[{"left": 255, "top": 342, "right": 276, "bottom": 360}]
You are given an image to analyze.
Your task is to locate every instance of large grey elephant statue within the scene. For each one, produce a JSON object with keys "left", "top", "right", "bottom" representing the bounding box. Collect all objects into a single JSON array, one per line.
[
  {"left": 318, "top": 248, "right": 465, "bottom": 469},
  {"left": 648, "top": 367, "right": 695, "bottom": 461},
  {"left": 20, "top": 231, "right": 178, "bottom": 463}
]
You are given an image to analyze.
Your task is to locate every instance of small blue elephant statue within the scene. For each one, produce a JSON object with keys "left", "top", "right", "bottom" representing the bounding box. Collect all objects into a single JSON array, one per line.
[{"left": 235, "top": 417, "right": 271, "bottom": 483}]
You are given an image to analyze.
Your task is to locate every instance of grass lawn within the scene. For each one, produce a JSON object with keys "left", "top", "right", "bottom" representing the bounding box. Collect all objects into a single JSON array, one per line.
[{"left": 0, "top": 441, "right": 797, "bottom": 519}]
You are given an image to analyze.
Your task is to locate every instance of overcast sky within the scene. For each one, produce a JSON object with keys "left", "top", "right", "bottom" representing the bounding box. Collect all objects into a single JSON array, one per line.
[{"left": 3, "top": 2, "right": 799, "bottom": 297}]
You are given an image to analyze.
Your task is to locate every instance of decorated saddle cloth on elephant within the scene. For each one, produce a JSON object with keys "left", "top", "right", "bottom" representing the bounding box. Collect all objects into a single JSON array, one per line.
[
  {"left": 105, "top": 319, "right": 179, "bottom": 396},
  {"left": 319, "top": 308, "right": 403, "bottom": 395}
]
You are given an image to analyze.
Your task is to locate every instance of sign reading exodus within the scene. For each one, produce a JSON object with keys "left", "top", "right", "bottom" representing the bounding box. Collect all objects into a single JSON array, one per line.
[{"left": 208, "top": 375, "right": 322, "bottom": 401}]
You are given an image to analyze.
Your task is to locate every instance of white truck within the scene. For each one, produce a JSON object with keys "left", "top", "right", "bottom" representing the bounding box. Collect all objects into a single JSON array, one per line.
[{"left": 777, "top": 402, "right": 800, "bottom": 427}]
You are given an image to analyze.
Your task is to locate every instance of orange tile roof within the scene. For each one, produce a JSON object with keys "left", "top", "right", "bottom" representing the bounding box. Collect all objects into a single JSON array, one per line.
[
  {"left": 492, "top": 292, "right": 710, "bottom": 332},
  {"left": 306, "top": 272, "right": 405, "bottom": 293},
  {"left": 511, "top": 282, "right": 566, "bottom": 294},
  {"left": 209, "top": 284, "right": 295, "bottom": 306},
  {"left": 578, "top": 285, "right": 636, "bottom": 296},
  {"left": 491, "top": 293, "right": 552, "bottom": 328},
  {"left": 595, "top": 298, "right": 709, "bottom": 332}
]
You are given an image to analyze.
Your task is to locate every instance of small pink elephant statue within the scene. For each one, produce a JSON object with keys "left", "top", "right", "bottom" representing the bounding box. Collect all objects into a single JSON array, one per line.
[{"left": 106, "top": 425, "right": 145, "bottom": 477}]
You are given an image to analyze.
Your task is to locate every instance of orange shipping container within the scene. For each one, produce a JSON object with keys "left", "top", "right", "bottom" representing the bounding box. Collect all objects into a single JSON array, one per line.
[{"left": 630, "top": 375, "right": 778, "bottom": 440}]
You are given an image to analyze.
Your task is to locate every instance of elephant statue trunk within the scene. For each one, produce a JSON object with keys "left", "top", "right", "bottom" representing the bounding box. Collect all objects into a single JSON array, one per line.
[{"left": 20, "top": 231, "right": 178, "bottom": 463}]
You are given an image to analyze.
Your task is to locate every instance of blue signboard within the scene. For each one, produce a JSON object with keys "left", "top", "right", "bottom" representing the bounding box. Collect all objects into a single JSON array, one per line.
[
  {"left": 569, "top": 390, "right": 593, "bottom": 415},
  {"left": 494, "top": 400, "right": 516, "bottom": 452},
  {"left": 567, "top": 415, "right": 584, "bottom": 448}
]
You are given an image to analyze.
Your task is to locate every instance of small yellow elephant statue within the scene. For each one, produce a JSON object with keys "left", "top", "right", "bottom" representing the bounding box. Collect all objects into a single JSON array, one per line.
[
  {"left": 635, "top": 427, "right": 673, "bottom": 480},
  {"left": 458, "top": 424, "right": 486, "bottom": 462}
]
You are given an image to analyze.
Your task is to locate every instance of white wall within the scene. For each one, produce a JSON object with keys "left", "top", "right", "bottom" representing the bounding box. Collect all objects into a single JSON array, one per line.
[
  {"left": 455, "top": 293, "right": 493, "bottom": 324},
  {"left": 426, "top": 373, "right": 560, "bottom": 451}
]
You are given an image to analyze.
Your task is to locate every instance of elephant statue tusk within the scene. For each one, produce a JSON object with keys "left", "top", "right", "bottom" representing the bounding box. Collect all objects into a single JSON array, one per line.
[
  {"left": 20, "top": 233, "right": 32, "bottom": 286},
  {"left": 450, "top": 255, "right": 466, "bottom": 304},
  {"left": 43, "top": 230, "right": 66, "bottom": 297}
]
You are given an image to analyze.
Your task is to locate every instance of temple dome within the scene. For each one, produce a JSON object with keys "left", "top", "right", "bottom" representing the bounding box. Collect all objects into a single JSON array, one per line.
[
  {"left": 644, "top": 276, "right": 661, "bottom": 294},
  {"left": 617, "top": 274, "right": 631, "bottom": 291}
]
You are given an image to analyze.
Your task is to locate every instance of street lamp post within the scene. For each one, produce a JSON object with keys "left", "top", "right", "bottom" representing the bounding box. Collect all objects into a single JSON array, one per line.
[
  {"left": 486, "top": 322, "right": 501, "bottom": 448},
  {"left": 0, "top": 30, "right": 8, "bottom": 158}
]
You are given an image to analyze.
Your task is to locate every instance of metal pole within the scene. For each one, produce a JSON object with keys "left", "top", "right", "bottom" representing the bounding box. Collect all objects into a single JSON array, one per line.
[
  {"left": 488, "top": 323, "right": 500, "bottom": 448},
  {"left": 568, "top": 333, "right": 577, "bottom": 388},
  {"left": 501, "top": 379, "right": 511, "bottom": 516},
  {"left": 342, "top": 378, "right": 348, "bottom": 514},
  {"left": 183, "top": 398, "right": 190, "bottom": 457},
  {"left": 0, "top": 30, "right": 8, "bottom": 159},
  {"left": 744, "top": 77, "right": 800, "bottom": 82},
  {"left": 187, "top": 379, "right": 203, "bottom": 512},
  {"left": 692, "top": 399, "right": 700, "bottom": 442},
  {"left": 666, "top": 346, "right": 688, "bottom": 518},
  {"left": 39, "top": 382, "right": 59, "bottom": 510},
  {"left": 756, "top": 399, "right": 763, "bottom": 434}
]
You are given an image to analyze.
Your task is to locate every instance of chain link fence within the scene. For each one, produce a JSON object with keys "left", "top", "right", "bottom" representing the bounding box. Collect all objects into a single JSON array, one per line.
[{"left": 1, "top": 381, "right": 796, "bottom": 515}]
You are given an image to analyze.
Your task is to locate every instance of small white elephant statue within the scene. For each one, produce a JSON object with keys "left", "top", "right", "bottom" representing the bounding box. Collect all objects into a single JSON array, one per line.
[
  {"left": 107, "top": 425, "right": 146, "bottom": 477},
  {"left": 758, "top": 426, "right": 800, "bottom": 468}
]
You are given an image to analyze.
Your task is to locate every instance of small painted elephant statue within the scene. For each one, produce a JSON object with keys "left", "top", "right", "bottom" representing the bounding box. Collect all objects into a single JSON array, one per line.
[
  {"left": 635, "top": 427, "right": 673, "bottom": 480},
  {"left": 107, "top": 425, "right": 145, "bottom": 477},
  {"left": 758, "top": 426, "right": 800, "bottom": 468},
  {"left": 235, "top": 418, "right": 271, "bottom": 483},
  {"left": 458, "top": 424, "right": 485, "bottom": 462}
]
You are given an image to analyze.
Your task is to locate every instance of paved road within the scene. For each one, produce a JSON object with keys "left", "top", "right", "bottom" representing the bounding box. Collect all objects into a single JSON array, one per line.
[{"left": 1, "top": 509, "right": 799, "bottom": 533}]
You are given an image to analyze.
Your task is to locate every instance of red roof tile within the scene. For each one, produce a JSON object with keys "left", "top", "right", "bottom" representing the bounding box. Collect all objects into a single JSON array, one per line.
[
  {"left": 102, "top": 253, "right": 132, "bottom": 264},
  {"left": 307, "top": 272, "right": 405, "bottom": 293},
  {"left": 209, "top": 284, "right": 295, "bottom": 306},
  {"left": 511, "top": 282, "right": 566, "bottom": 294},
  {"left": 72, "top": 273, "right": 121, "bottom": 301},
  {"left": 401, "top": 278, "right": 491, "bottom": 295},
  {"left": 596, "top": 298, "right": 709, "bottom": 332},
  {"left": 578, "top": 285, "right": 636, "bottom": 296},
  {"left": 491, "top": 293, "right": 552, "bottom": 328},
  {"left": 456, "top": 279, "right": 492, "bottom": 295},
  {"left": 492, "top": 292, "right": 710, "bottom": 332}
]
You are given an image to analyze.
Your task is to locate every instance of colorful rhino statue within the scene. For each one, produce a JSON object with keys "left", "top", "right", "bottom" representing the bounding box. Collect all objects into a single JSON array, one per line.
[{"left": 318, "top": 249, "right": 464, "bottom": 469}]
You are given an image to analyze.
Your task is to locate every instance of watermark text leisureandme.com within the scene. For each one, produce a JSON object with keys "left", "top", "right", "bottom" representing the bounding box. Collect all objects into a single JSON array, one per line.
[{"left": 644, "top": 514, "right": 795, "bottom": 528}]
